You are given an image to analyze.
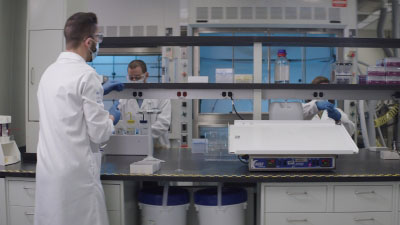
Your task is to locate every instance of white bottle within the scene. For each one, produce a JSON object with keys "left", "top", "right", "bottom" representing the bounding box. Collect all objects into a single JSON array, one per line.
[{"left": 274, "top": 49, "right": 290, "bottom": 83}]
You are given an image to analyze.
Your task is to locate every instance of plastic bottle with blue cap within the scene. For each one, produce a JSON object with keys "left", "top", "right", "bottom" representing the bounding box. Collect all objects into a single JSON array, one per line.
[{"left": 274, "top": 49, "right": 290, "bottom": 83}]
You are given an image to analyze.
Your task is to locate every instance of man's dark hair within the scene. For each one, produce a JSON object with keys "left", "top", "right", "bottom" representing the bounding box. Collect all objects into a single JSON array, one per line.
[
  {"left": 64, "top": 12, "right": 98, "bottom": 49},
  {"left": 312, "top": 76, "right": 330, "bottom": 84},
  {"left": 128, "top": 60, "right": 147, "bottom": 73}
]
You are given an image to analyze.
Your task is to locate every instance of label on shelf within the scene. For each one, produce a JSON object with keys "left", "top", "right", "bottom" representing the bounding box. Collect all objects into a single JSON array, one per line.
[{"left": 332, "top": 0, "right": 347, "bottom": 7}]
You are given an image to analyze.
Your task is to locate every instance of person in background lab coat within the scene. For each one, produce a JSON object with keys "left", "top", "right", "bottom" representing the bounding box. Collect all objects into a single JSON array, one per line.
[
  {"left": 302, "top": 76, "right": 355, "bottom": 136},
  {"left": 35, "top": 12, "right": 123, "bottom": 225},
  {"left": 118, "top": 60, "right": 172, "bottom": 148}
]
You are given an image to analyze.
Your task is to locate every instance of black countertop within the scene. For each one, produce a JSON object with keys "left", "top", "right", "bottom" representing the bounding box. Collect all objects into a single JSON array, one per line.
[{"left": 2, "top": 149, "right": 400, "bottom": 183}]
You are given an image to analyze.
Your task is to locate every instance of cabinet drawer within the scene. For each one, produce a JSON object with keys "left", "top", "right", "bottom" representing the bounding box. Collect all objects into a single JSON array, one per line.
[
  {"left": 334, "top": 185, "right": 393, "bottom": 212},
  {"left": 8, "top": 206, "right": 34, "bottom": 225},
  {"left": 103, "top": 184, "right": 121, "bottom": 211},
  {"left": 265, "top": 212, "right": 394, "bottom": 225},
  {"left": 8, "top": 181, "right": 36, "bottom": 206},
  {"left": 264, "top": 186, "right": 327, "bottom": 212},
  {"left": 108, "top": 210, "right": 121, "bottom": 225}
]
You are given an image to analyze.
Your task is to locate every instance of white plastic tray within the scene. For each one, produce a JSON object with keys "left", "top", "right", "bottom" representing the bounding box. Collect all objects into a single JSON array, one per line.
[{"left": 229, "top": 120, "right": 358, "bottom": 155}]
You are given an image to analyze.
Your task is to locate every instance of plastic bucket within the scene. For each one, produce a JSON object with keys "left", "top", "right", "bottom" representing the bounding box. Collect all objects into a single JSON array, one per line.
[
  {"left": 138, "top": 187, "right": 189, "bottom": 225},
  {"left": 194, "top": 187, "right": 247, "bottom": 225}
]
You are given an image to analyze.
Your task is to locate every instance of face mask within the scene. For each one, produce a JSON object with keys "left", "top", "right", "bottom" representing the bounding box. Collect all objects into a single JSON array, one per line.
[{"left": 88, "top": 40, "right": 99, "bottom": 62}]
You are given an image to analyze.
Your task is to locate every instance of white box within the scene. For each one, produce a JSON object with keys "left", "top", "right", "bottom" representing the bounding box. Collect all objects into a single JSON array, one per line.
[
  {"left": 188, "top": 76, "right": 209, "bottom": 83},
  {"left": 130, "top": 161, "right": 161, "bottom": 174},
  {"left": 216, "top": 68, "right": 233, "bottom": 83}
]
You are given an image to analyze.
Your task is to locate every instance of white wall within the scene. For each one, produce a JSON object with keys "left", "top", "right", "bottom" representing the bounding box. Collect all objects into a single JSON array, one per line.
[
  {"left": 11, "top": 0, "right": 27, "bottom": 146},
  {"left": 0, "top": 0, "right": 13, "bottom": 116},
  {"left": 0, "top": 0, "right": 27, "bottom": 146},
  {"left": 357, "top": 29, "right": 386, "bottom": 75}
]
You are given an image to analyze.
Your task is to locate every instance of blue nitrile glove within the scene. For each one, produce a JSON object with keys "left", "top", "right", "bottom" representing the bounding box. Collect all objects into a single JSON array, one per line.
[
  {"left": 315, "top": 100, "right": 334, "bottom": 111},
  {"left": 108, "top": 101, "right": 121, "bottom": 125},
  {"left": 103, "top": 80, "right": 124, "bottom": 95},
  {"left": 327, "top": 106, "right": 342, "bottom": 121}
]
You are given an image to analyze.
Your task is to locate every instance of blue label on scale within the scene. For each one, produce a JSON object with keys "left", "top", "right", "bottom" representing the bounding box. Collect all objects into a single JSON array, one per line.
[{"left": 252, "top": 159, "right": 267, "bottom": 168}]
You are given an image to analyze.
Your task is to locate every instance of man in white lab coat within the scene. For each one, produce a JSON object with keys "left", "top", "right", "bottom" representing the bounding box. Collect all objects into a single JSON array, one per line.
[
  {"left": 118, "top": 60, "right": 172, "bottom": 148},
  {"left": 302, "top": 76, "right": 355, "bottom": 136},
  {"left": 35, "top": 12, "right": 123, "bottom": 225}
]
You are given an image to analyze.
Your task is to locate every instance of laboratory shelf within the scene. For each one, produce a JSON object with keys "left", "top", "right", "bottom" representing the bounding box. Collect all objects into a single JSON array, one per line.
[
  {"left": 104, "top": 83, "right": 400, "bottom": 100},
  {"left": 100, "top": 36, "right": 400, "bottom": 48},
  {"left": 2, "top": 149, "right": 400, "bottom": 183}
]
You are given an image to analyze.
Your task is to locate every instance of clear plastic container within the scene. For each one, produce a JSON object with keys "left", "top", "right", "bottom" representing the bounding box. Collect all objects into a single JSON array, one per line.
[
  {"left": 367, "top": 66, "right": 386, "bottom": 84},
  {"left": 139, "top": 120, "right": 148, "bottom": 135},
  {"left": 386, "top": 67, "right": 400, "bottom": 85},
  {"left": 384, "top": 57, "right": 400, "bottom": 67},
  {"left": 333, "top": 62, "right": 352, "bottom": 84},
  {"left": 274, "top": 49, "right": 290, "bottom": 83}
]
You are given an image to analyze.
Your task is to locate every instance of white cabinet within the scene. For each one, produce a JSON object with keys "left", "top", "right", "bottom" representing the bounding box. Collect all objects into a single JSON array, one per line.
[
  {"left": 8, "top": 206, "right": 35, "bottom": 225},
  {"left": 104, "top": 184, "right": 122, "bottom": 211},
  {"left": 6, "top": 178, "right": 35, "bottom": 225},
  {"left": 28, "top": 0, "right": 65, "bottom": 30},
  {"left": 0, "top": 178, "right": 7, "bottom": 225},
  {"left": 265, "top": 212, "right": 394, "bottom": 225},
  {"left": 8, "top": 180, "right": 35, "bottom": 207},
  {"left": 5, "top": 178, "right": 137, "bottom": 225},
  {"left": 334, "top": 185, "right": 393, "bottom": 212},
  {"left": 264, "top": 186, "right": 327, "bottom": 212},
  {"left": 261, "top": 183, "right": 396, "bottom": 225},
  {"left": 108, "top": 210, "right": 122, "bottom": 225},
  {"left": 28, "top": 30, "right": 63, "bottom": 122}
]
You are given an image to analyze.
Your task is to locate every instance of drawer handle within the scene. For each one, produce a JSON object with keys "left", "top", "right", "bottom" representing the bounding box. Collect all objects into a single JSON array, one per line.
[
  {"left": 25, "top": 212, "right": 35, "bottom": 216},
  {"left": 354, "top": 218, "right": 374, "bottom": 222},
  {"left": 30, "top": 68, "right": 35, "bottom": 85},
  {"left": 287, "top": 218, "right": 308, "bottom": 223},
  {"left": 354, "top": 190, "right": 375, "bottom": 195},
  {"left": 23, "top": 186, "right": 35, "bottom": 190},
  {"left": 286, "top": 191, "right": 308, "bottom": 196}
]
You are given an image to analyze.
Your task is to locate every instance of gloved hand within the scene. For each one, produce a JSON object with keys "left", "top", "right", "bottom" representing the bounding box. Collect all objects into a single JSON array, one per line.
[
  {"left": 108, "top": 101, "right": 121, "bottom": 125},
  {"left": 327, "top": 107, "right": 342, "bottom": 121},
  {"left": 103, "top": 80, "right": 124, "bottom": 95},
  {"left": 315, "top": 100, "right": 334, "bottom": 111}
]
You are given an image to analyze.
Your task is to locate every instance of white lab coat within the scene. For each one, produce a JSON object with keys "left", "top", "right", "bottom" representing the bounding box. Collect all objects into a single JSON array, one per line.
[
  {"left": 302, "top": 100, "right": 355, "bottom": 136},
  {"left": 35, "top": 52, "right": 113, "bottom": 225},
  {"left": 118, "top": 99, "right": 171, "bottom": 148}
]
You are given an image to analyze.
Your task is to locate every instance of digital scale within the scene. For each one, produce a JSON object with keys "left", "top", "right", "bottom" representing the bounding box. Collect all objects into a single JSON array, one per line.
[{"left": 229, "top": 120, "right": 358, "bottom": 171}]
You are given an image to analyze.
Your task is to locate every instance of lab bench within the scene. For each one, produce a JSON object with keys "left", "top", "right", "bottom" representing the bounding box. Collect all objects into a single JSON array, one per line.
[{"left": 1, "top": 149, "right": 400, "bottom": 225}]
